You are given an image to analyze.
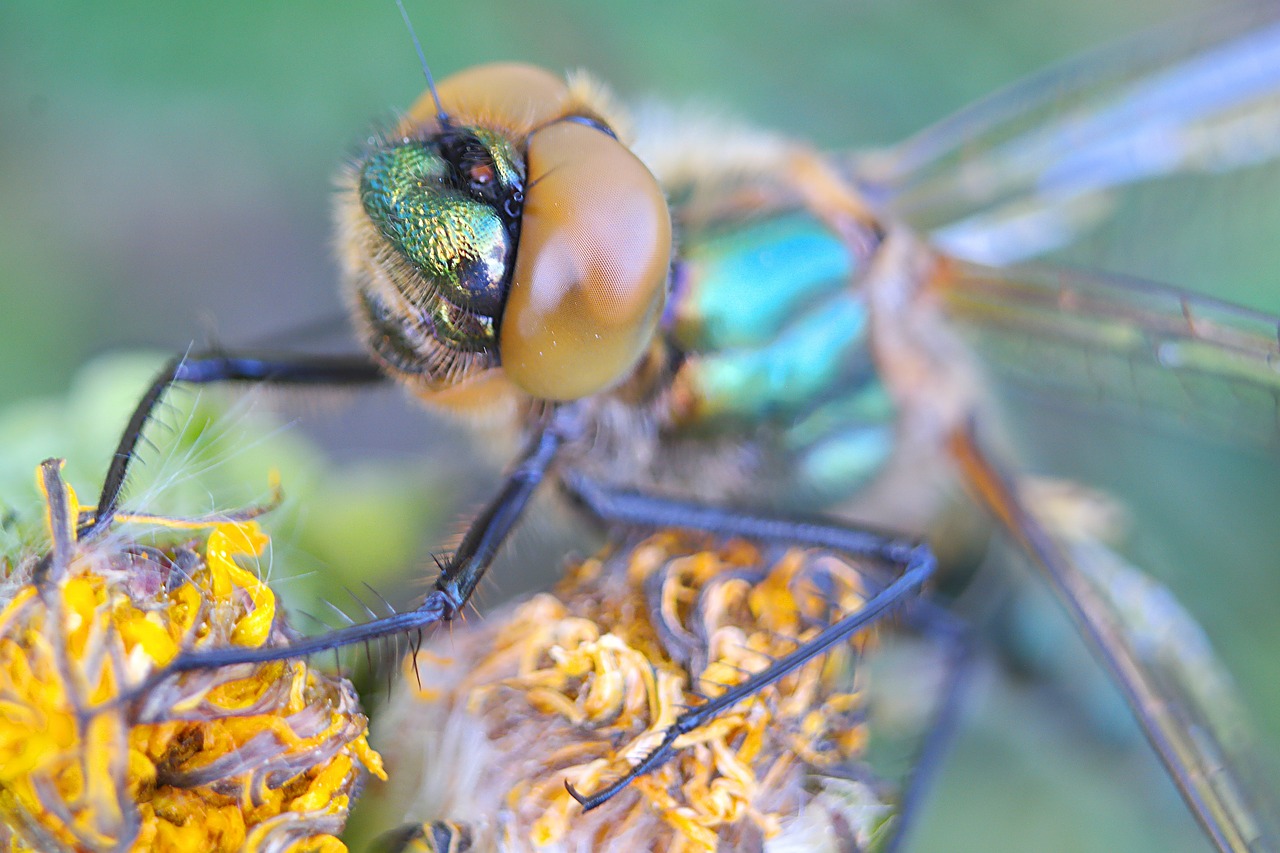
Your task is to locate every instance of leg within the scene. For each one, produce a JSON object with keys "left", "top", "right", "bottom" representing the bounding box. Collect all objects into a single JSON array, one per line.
[
  {"left": 558, "top": 473, "right": 937, "bottom": 812},
  {"left": 885, "top": 599, "right": 974, "bottom": 853},
  {"left": 365, "top": 478, "right": 946, "bottom": 852},
  {"left": 84, "top": 350, "right": 386, "bottom": 541},
  {"left": 120, "top": 404, "right": 581, "bottom": 699},
  {"left": 127, "top": 424, "right": 928, "bottom": 694},
  {"left": 563, "top": 470, "right": 927, "bottom": 571}
]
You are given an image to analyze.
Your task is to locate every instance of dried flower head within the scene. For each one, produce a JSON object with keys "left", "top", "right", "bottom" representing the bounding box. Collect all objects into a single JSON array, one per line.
[
  {"left": 369, "top": 530, "right": 894, "bottom": 852},
  {"left": 0, "top": 460, "right": 384, "bottom": 853}
]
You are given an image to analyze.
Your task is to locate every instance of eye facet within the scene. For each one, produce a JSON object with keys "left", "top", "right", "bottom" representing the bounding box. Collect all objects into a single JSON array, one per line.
[{"left": 500, "top": 121, "right": 672, "bottom": 400}]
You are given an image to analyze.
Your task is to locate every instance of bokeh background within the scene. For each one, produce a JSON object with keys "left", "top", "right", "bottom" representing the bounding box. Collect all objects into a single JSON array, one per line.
[{"left": 3, "top": 2, "right": 1279, "bottom": 851}]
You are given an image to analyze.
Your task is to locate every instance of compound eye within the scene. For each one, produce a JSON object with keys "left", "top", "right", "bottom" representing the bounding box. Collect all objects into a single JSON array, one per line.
[
  {"left": 500, "top": 121, "right": 671, "bottom": 400},
  {"left": 402, "top": 63, "right": 570, "bottom": 133}
]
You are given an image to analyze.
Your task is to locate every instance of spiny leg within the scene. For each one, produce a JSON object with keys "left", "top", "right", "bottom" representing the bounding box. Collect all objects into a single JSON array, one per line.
[
  {"left": 557, "top": 473, "right": 938, "bottom": 813},
  {"left": 83, "top": 350, "right": 386, "bottom": 541},
  {"left": 119, "top": 404, "right": 582, "bottom": 700},
  {"left": 117, "top": 399, "right": 943, "bottom": 829}
]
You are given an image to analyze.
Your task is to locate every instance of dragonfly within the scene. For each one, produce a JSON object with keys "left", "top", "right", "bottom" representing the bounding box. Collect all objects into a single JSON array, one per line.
[{"left": 11, "top": 3, "right": 1280, "bottom": 851}]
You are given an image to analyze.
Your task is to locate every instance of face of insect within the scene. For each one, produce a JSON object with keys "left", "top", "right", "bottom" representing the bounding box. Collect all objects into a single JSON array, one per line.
[{"left": 337, "top": 63, "right": 673, "bottom": 411}]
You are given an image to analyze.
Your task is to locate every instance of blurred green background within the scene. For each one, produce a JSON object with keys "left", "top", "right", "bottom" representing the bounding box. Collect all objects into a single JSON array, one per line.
[{"left": 2, "top": 1, "right": 1278, "bottom": 851}]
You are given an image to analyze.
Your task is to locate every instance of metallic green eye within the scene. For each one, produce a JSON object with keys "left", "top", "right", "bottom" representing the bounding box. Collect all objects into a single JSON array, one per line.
[
  {"left": 340, "top": 64, "right": 573, "bottom": 406},
  {"left": 359, "top": 144, "right": 512, "bottom": 318}
]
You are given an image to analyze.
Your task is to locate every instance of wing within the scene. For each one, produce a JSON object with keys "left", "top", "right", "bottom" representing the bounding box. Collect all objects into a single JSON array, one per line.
[
  {"left": 856, "top": 15, "right": 1280, "bottom": 845},
  {"left": 851, "top": 4, "right": 1280, "bottom": 269},
  {"left": 950, "top": 426, "right": 1280, "bottom": 852},
  {"left": 937, "top": 260, "right": 1280, "bottom": 448},
  {"left": 915, "top": 251, "right": 1280, "bottom": 851}
]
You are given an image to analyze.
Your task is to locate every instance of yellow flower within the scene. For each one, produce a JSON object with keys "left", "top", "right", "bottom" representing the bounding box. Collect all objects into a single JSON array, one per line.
[{"left": 0, "top": 461, "right": 384, "bottom": 852}]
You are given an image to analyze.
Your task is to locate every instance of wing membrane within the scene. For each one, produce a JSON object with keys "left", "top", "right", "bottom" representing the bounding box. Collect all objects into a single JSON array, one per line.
[
  {"left": 935, "top": 260, "right": 1280, "bottom": 447},
  {"left": 852, "top": 6, "right": 1280, "bottom": 266},
  {"left": 950, "top": 429, "right": 1280, "bottom": 852}
]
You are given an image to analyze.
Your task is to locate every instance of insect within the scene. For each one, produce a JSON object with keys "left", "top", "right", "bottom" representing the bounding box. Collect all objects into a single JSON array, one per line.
[{"left": 7, "top": 3, "right": 1280, "bottom": 851}]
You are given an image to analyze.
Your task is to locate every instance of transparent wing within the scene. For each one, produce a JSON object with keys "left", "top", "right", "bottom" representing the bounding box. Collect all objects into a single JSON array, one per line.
[
  {"left": 927, "top": 256, "right": 1280, "bottom": 851},
  {"left": 851, "top": 5, "right": 1280, "bottom": 267},
  {"left": 871, "top": 9, "right": 1280, "bottom": 828},
  {"left": 950, "top": 428, "right": 1280, "bottom": 852},
  {"left": 936, "top": 260, "right": 1280, "bottom": 447}
]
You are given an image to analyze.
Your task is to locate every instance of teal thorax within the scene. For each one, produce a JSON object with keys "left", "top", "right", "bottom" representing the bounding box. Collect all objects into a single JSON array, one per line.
[{"left": 664, "top": 212, "right": 896, "bottom": 506}]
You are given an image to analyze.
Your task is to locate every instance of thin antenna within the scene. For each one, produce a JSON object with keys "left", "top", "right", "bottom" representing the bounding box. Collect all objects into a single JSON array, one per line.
[{"left": 395, "top": 0, "right": 448, "bottom": 126}]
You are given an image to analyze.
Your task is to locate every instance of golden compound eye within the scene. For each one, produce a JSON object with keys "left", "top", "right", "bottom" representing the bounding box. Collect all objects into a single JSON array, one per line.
[
  {"left": 402, "top": 63, "right": 571, "bottom": 134},
  {"left": 500, "top": 121, "right": 672, "bottom": 400}
]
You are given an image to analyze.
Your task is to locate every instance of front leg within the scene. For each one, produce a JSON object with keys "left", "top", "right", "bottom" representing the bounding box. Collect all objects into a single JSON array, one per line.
[
  {"left": 119, "top": 404, "right": 580, "bottom": 699},
  {"left": 84, "top": 349, "right": 386, "bottom": 541}
]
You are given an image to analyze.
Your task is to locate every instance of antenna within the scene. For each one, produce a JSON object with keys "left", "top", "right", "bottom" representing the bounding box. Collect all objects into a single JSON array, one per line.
[{"left": 394, "top": 0, "right": 448, "bottom": 126}]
